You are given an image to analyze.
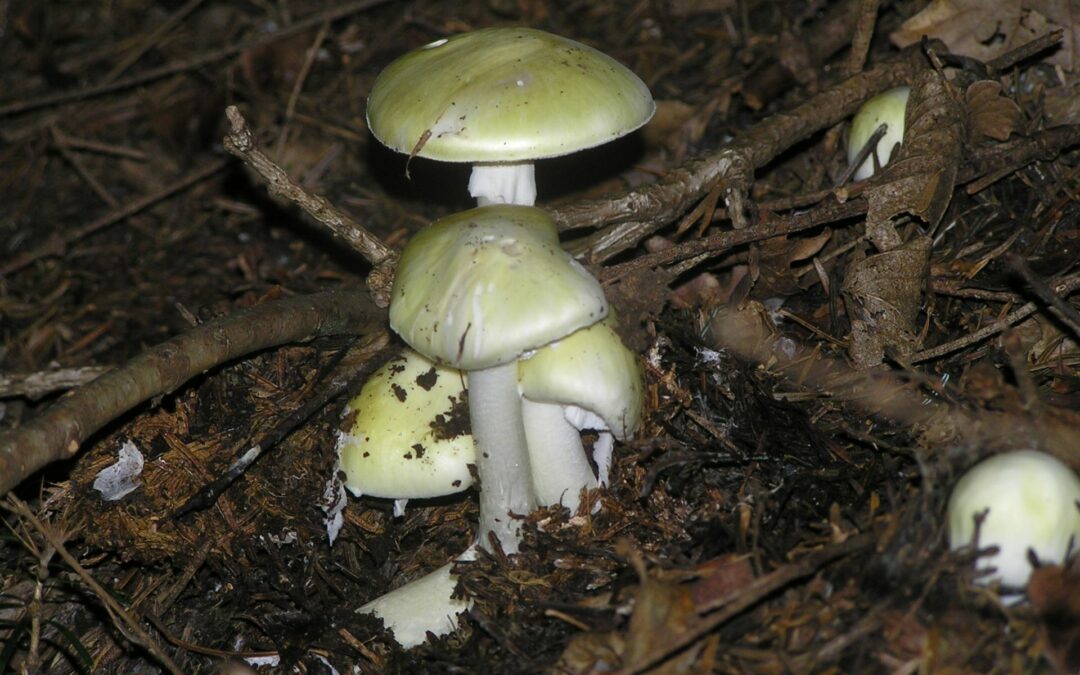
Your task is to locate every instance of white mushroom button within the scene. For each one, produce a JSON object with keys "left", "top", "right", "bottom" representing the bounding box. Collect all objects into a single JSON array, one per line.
[
  {"left": 947, "top": 450, "right": 1080, "bottom": 600},
  {"left": 847, "top": 86, "right": 910, "bottom": 181}
]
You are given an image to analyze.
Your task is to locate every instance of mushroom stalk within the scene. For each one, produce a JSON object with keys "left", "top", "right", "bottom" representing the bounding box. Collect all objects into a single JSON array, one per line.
[
  {"left": 468, "top": 362, "right": 536, "bottom": 553},
  {"left": 521, "top": 399, "right": 597, "bottom": 511},
  {"left": 469, "top": 163, "right": 536, "bottom": 206}
]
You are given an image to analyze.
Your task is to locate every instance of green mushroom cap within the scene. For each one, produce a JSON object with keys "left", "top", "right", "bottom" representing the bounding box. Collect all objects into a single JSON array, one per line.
[
  {"left": 389, "top": 205, "right": 608, "bottom": 370},
  {"left": 518, "top": 315, "right": 643, "bottom": 439},
  {"left": 366, "top": 27, "right": 655, "bottom": 163},
  {"left": 337, "top": 349, "right": 474, "bottom": 500}
]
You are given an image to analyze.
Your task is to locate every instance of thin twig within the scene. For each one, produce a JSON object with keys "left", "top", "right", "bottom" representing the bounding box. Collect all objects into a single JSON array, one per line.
[
  {"left": 601, "top": 197, "right": 866, "bottom": 284},
  {"left": 1007, "top": 253, "right": 1080, "bottom": 341},
  {"left": 0, "top": 159, "right": 228, "bottom": 277},
  {"left": 846, "top": 0, "right": 880, "bottom": 75},
  {"left": 49, "top": 128, "right": 149, "bottom": 160},
  {"left": 555, "top": 50, "right": 927, "bottom": 261},
  {"left": 910, "top": 272, "right": 1080, "bottom": 363},
  {"left": 4, "top": 496, "right": 186, "bottom": 675},
  {"left": 274, "top": 20, "right": 332, "bottom": 158},
  {"left": 101, "top": 0, "right": 208, "bottom": 84},
  {"left": 0, "top": 0, "right": 395, "bottom": 117},
  {"left": 0, "top": 366, "right": 111, "bottom": 400},
  {"left": 614, "top": 533, "right": 875, "bottom": 675},
  {"left": 223, "top": 106, "right": 398, "bottom": 306}
]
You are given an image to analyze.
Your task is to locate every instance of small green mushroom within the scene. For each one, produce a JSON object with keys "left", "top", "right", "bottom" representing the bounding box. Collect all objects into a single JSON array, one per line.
[
  {"left": 367, "top": 27, "right": 655, "bottom": 206},
  {"left": 518, "top": 314, "right": 644, "bottom": 512},
  {"left": 847, "top": 86, "right": 910, "bottom": 181}
]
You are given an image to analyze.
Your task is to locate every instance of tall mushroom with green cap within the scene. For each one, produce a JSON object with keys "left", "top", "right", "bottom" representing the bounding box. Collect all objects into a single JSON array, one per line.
[
  {"left": 336, "top": 348, "right": 474, "bottom": 517},
  {"left": 366, "top": 27, "right": 655, "bottom": 206},
  {"left": 518, "top": 314, "right": 644, "bottom": 512},
  {"left": 390, "top": 204, "right": 608, "bottom": 552}
]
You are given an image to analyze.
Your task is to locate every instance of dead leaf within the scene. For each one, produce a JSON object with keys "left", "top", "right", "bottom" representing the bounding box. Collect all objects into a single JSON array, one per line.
[
  {"left": 706, "top": 300, "right": 779, "bottom": 363},
  {"left": 620, "top": 557, "right": 709, "bottom": 673},
  {"left": 1024, "top": 0, "right": 1080, "bottom": 71},
  {"left": 1027, "top": 561, "right": 1080, "bottom": 674},
  {"left": 750, "top": 229, "right": 832, "bottom": 296},
  {"left": 688, "top": 554, "right": 756, "bottom": 611},
  {"left": 1044, "top": 78, "right": 1080, "bottom": 126},
  {"left": 842, "top": 237, "right": 931, "bottom": 368},
  {"left": 862, "top": 69, "right": 965, "bottom": 250},
  {"left": 555, "top": 630, "right": 625, "bottom": 674},
  {"left": 966, "top": 80, "right": 1023, "bottom": 142},
  {"left": 642, "top": 98, "right": 724, "bottom": 162},
  {"left": 889, "top": 0, "right": 1018, "bottom": 60},
  {"left": 891, "top": 0, "right": 1079, "bottom": 71},
  {"left": 642, "top": 100, "right": 698, "bottom": 145}
]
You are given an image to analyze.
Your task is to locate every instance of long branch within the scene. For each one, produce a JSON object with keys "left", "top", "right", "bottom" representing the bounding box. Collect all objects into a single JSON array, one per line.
[
  {"left": 553, "top": 50, "right": 927, "bottom": 261},
  {"left": 0, "top": 289, "right": 379, "bottom": 495}
]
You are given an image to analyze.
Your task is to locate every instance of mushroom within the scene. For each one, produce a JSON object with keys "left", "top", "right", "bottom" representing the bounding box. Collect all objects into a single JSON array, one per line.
[
  {"left": 947, "top": 450, "right": 1080, "bottom": 600},
  {"left": 518, "top": 314, "right": 644, "bottom": 512},
  {"left": 366, "top": 27, "right": 655, "bottom": 206},
  {"left": 389, "top": 204, "right": 608, "bottom": 552},
  {"left": 357, "top": 556, "right": 473, "bottom": 649},
  {"left": 847, "top": 86, "right": 910, "bottom": 181},
  {"left": 336, "top": 348, "right": 473, "bottom": 516}
]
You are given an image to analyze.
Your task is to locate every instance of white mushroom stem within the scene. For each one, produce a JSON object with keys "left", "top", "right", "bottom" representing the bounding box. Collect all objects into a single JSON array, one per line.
[
  {"left": 522, "top": 399, "right": 598, "bottom": 511},
  {"left": 468, "top": 163, "right": 536, "bottom": 206},
  {"left": 592, "top": 431, "right": 614, "bottom": 486},
  {"left": 358, "top": 547, "right": 476, "bottom": 648},
  {"left": 468, "top": 362, "right": 536, "bottom": 554}
]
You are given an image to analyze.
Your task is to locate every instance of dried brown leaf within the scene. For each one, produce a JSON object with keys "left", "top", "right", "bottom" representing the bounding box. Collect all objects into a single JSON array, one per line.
[
  {"left": 890, "top": 0, "right": 1023, "bottom": 61},
  {"left": 642, "top": 98, "right": 724, "bottom": 161},
  {"left": 1025, "top": 0, "right": 1080, "bottom": 71},
  {"left": 863, "top": 69, "right": 965, "bottom": 250},
  {"left": 556, "top": 630, "right": 626, "bottom": 674},
  {"left": 842, "top": 236, "right": 931, "bottom": 368},
  {"left": 642, "top": 100, "right": 698, "bottom": 146},
  {"left": 751, "top": 229, "right": 832, "bottom": 296},
  {"left": 1028, "top": 562, "right": 1080, "bottom": 674},
  {"left": 688, "top": 554, "right": 756, "bottom": 611},
  {"left": 966, "top": 80, "right": 1023, "bottom": 142},
  {"left": 620, "top": 568, "right": 707, "bottom": 673},
  {"left": 891, "top": 0, "right": 1079, "bottom": 70}
]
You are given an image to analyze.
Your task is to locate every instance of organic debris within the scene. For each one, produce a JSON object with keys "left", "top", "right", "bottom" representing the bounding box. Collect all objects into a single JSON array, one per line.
[{"left": 2, "top": 1, "right": 1080, "bottom": 673}]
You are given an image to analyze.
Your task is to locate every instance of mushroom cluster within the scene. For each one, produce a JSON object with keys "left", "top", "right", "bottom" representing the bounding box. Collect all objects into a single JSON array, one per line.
[{"left": 336, "top": 26, "right": 653, "bottom": 647}]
